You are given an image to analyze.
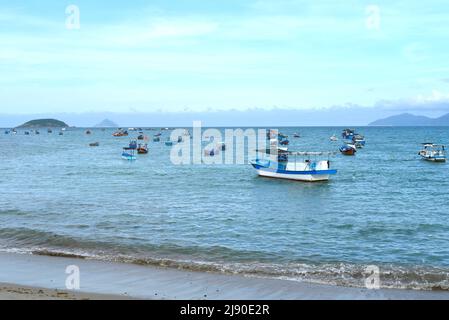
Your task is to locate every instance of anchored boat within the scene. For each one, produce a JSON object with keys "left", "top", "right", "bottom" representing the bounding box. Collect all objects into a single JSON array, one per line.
[
  {"left": 112, "top": 129, "right": 128, "bottom": 137},
  {"left": 137, "top": 143, "right": 149, "bottom": 154},
  {"left": 419, "top": 143, "right": 446, "bottom": 162},
  {"left": 339, "top": 143, "right": 357, "bottom": 155},
  {"left": 122, "top": 147, "right": 136, "bottom": 161},
  {"left": 250, "top": 151, "right": 337, "bottom": 182}
]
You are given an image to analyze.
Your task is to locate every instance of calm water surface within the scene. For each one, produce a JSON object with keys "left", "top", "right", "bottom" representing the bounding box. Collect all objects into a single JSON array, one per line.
[{"left": 1, "top": 126, "right": 448, "bottom": 290}]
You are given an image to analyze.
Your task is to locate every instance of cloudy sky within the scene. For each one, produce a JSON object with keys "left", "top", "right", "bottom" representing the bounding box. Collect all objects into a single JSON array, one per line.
[{"left": 1, "top": 0, "right": 449, "bottom": 116}]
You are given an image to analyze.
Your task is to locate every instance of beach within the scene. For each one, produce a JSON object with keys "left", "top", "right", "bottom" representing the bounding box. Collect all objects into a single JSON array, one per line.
[{"left": 0, "top": 252, "right": 448, "bottom": 300}]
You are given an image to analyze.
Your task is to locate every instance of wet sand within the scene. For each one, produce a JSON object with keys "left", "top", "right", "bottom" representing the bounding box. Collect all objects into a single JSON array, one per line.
[{"left": 0, "top": 252, "right": 448, "bottom": 300}]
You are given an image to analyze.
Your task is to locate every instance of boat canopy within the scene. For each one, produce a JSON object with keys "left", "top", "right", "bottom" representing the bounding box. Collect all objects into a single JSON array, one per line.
[
  {"left": 288, "top": 151, "right": 337, "bottom": 156},
  {"left": 422, "top": 143, "right": 445, "bottom": 148}
]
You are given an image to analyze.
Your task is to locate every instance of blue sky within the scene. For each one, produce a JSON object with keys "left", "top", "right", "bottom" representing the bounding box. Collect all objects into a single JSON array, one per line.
[{"left": 1, "top": 0, "right": 449, "bottom": 116}]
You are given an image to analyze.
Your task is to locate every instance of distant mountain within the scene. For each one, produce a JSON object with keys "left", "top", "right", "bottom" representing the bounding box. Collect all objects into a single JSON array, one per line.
[
  {"left": 369, "top": 113, "right": 449, "bottom": 126},
  {"left": 94, "top": 119, "right": 118, "bottom": 127},
  {"left": 17, "top": 118, "right": 69, "bottom": 128}
]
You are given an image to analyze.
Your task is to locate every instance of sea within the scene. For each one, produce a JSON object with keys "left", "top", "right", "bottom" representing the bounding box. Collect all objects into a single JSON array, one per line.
[{"left": 1, "top": 126, "right": 449, "bottom": 290}]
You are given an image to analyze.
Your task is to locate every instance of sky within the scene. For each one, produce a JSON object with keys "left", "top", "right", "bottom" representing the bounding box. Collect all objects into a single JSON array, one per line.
[{"left": 1, "top": 0, "right": 449, "bottom": 121}]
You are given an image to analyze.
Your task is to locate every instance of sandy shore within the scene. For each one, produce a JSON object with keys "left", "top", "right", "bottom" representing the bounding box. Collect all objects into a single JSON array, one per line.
[
  {"left": 0, "top": 252, "right": 448, "bottom": 300},
  {"left": 0, "top": 282, "right": 131, "bottom": 300}
]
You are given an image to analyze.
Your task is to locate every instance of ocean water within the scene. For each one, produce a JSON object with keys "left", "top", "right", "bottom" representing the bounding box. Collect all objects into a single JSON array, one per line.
[{"left": 1, "top": 126, "right": 449, "bottom": 290}]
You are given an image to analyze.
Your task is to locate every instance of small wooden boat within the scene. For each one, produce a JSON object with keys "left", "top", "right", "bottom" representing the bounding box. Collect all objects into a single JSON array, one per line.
[
  {"left": 137, "top": 134, "right": 145, "bottom": 140},
  {"left": 47, "top": 129, "right": 52, "bottom": 133},
  {"left": 24, "top": 131, "right": 30, "bottom": 135},
  {"left": 89, "top": 142, "right": 99, "bottom": 147},
  {"left": 251, "top": 151, "right": 337, "bottom": 182},
  {"left": 59, "top": 132, "right": 64, "bottom": 136},
  {"left": 35, "top": 130, "right": 40, "bottom": 135},
  {"left": 122, "top": 147, "right": 136, "bottom": 161},
  {"left": 112, "top": 130, "right": 128, "bottom": 137},
  {"left": 128, "top": 140, "right": 138, "bottom": 149},
  {"left": 342, "top": 128, "right": 355, "bottom": 139},
  {"left": 419, "top": 143, "right": 446, "bottom": 162},
  {"left": 352, "top": 134, "right": 366, "bottom": 146},
  {"left": 293, "top": 133, "right": 300, "bottom": 138},
  {"left": 340, "top": 144, "right": 357, "bottom": 155},
  {"left": 4, "top": 130, "right": 10, "bottom": 134},
  {"left": 85, "top": 130, "right": 91, "bottom": 135},
  {"left": 137, "top": 144, "right": 148, "bottom": 154},
  {"left": 165, "top": 140, "right": 173, "bottom": 146},
  {"left": 153, "top": 136, "right": 161, "bottom": 142}
]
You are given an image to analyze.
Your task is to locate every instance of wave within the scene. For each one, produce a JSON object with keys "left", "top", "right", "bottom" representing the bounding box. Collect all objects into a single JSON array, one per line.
[{"left": 0, "top": 227, "right": 448, "bottom": 291}]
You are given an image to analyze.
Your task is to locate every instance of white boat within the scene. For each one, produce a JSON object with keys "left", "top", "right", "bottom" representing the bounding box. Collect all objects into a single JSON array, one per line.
[
  {"left": 419, "top": 143, "right": 446, "bottom": 162},
  {"left": 330, "top": 134, "right": 338, "bottom": 141},
  {"left": 250, "top": 151, "right": 337, "bottom": 182}
]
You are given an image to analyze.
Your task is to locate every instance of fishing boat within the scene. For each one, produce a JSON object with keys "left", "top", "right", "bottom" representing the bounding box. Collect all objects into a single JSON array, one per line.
[
  {"left": 128, "top": 140, "right": 138, "bottom": 149},
  {"left": 137, "top": 134, "right": 145, "bottom": 140},
  {"left": 153, "top": 136, "right": 161, "bottom": 142},
  {"left": 89, "top": 142, "right": 99, "bottom": 147},
  {"left": 419, "top": 143, "right": 446, "bottom": 162},
  {"left": 293, "top": 133, "right": 300, "bottom": 138},
  {"left": 339, "top": 143, "right": 357, "bottom": 155},
  {"left": 342, "top": 128, "right": 355, "bottom": 139},
  {"left": 137, "top": 143, "right": 149, "bottom": 154},
  {"left": 112, "top": 129, "right": 128, "bottom": 137},
  {"left": 165, "top": 139, "right": 173, "bottom": 146},
  {"left": 59, "top": 132, "right": 64, "bottom": 136},
  {"left": 4, "top": 130, "right": 10, "bottom": 134},
  {"left": 354, "top": 141, "right": 364, "bottom": 149},
  {"left": 35, "top": 130, "right": 40, "bottom": 135},
  {"left": 122, "top": 147, "right": 136, "bottom": 161},
  {"left": 352, "top": 134, "right": 366, "bottom": 146},
  {"left": 47, "top": 129, "right": 52, "bottom": 134},
  {"left": 250, "top": 151, "right": 337, "bottom": 182},
  {"left": 330, "top": 134, "right": 338, "bottom": 141},
  {"left": 279, "top": 139, "right": 289, "bottom": 146},
  {"left": 24, "top": 131, "right": 30, "bottom": 135},
  {"left": 85, "top": 130, "right": 91, "bottom": 135}
]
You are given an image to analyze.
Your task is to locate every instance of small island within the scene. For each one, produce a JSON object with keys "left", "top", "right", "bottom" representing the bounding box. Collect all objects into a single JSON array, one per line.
[
  {"left": 95, "top": 119, "right": 119, "bottom": 127},
  {"left": 18, "top": 119, "right": 69, "bottom": 128}
]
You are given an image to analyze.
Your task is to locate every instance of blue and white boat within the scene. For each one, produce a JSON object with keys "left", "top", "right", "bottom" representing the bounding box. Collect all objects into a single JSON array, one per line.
[
  {"left": 250, "top": 151, "right": 337, "bottom": 182},
  {"left": 342, "top": 129, "right": 355, "bottom": 139},
  {"left": 128, "top": 140, "right": 138, "bottom": 149},
  {"left": 352, "top": 134, "right": 366, "bottom": 146},
  {"left": 122, "top": 147, "right": 136, "bottom": 161},
  {"left": 419, "top": 143, "right": 446, "bottom": 162}
]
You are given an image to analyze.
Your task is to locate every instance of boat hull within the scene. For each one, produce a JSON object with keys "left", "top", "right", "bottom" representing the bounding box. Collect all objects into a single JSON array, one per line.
[{"left": 421, "top": 156, "right": 446, "bottom": 162}]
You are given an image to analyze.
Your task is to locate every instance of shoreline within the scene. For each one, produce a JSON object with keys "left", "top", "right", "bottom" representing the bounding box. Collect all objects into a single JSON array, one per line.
[{"left": 0, "top": 252, "right": 449, "bottom": 300}]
